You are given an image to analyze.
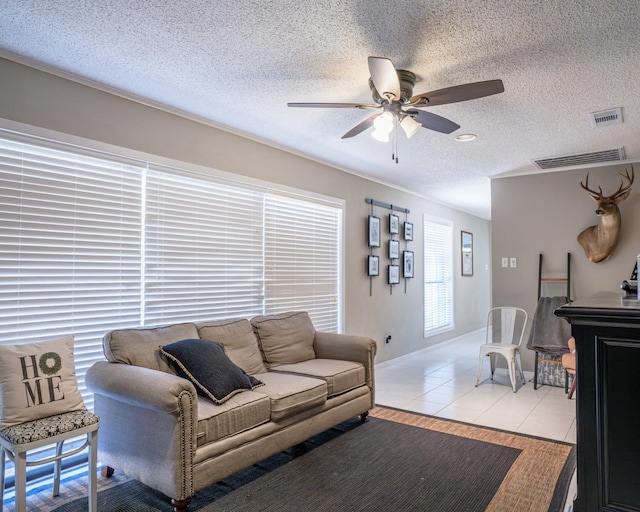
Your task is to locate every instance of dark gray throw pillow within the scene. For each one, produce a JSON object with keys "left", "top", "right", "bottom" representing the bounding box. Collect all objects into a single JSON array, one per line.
[{"left": 161, "top": 339, "right": 263, "bottom": 404}]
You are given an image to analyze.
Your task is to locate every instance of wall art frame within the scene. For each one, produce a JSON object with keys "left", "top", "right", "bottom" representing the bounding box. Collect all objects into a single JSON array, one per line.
[
  {"left": 403, "top": 250, "right": 414, "bottom": 278},
  {"left": 404, "top": 221, "right": 413, "bottom": 241},
  {"left": 388, "top": 264, "right": 400, "bottom": 285},
  {"left": 367, "top": 255, "right": 379, "bottom": 276},
  {"left": 461, "top": 230, "right": 473, "bottom": 276},
  {"left": 389, "top": 213, "right": 399, "bottom": 235},
  {"left": 389, "top": 239, "right": 400, "bottom": 260},
  {"left": 368, "top": 215, "right": 380, "bottom": 247}
]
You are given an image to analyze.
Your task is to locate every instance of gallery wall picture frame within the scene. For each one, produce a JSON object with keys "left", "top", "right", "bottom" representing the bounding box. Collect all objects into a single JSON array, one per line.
[
  {"left": 389, "top": 213, "right": 399, "bottom": 234},
  {"left": 389, "top": 239, "right": 400, "bottom": 260},
  {"left": 403, "top": 250, "right": 414, "bottom": 278},
  {"left": 404, "top": 221, "right": 413, "bottom": 241},
  {"left": 367, "top": 255, "right": 379, "bottom": 276},
  {"left": 368, "top": 215, "right": 380, "bottom": 247},
  {"left": 388, "top": 264, "right": 400, "bottom": 285},
  {"left": 461, "top": 230, "right": 473, "bottom": 276}
]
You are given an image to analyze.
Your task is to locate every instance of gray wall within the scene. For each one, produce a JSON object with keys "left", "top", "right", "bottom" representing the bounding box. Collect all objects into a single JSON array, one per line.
[
  {"left": 0, "top": 57, "right": 491, "bottom": 363},
  {"left": 492, "top": 165, "right": 640, "bottom": 370}
]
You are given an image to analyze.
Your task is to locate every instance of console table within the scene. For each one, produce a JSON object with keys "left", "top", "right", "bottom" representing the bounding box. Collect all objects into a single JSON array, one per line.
[{"left": 555, "top": 292, "right": 640, "bottom": 512}]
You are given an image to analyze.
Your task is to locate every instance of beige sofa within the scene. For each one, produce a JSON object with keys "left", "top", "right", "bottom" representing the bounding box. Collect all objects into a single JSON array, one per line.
[{"left": 86, "top": 311, "right": 376, "bottom": 511}]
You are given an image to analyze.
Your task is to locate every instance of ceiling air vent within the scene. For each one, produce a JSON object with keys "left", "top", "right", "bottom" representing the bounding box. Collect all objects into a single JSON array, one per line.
[
  {"left": 589, "top": 108, "right": 622, "bottom": 128},
  {"left": 532, "top": 148, "right": 625, "bottom": 170}
]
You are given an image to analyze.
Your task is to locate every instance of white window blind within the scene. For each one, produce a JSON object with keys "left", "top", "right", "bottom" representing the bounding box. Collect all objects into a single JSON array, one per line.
[
  {"left": 423, "top": 215, "right": 454, "bottom": 336},
  {"left": 0, "top": 131, "right": 344, "bottom": 412},
  {"left": 144, "top": 167, "right": 265, "bottom": 324},
  {"left": 0, "top": 137, "right": 143, "bottom": 410},
  {"left": 264, "top": 193, "right": 342, "bottom": 332}
]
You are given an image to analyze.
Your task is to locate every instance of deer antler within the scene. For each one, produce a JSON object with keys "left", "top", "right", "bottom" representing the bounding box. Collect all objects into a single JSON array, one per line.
[
  {"left": 611, "top": 166, "right": 635, "bottom": 199},
  {"left": 580, "top": 173, "right": 604, "bottom": 199},
  {"left": 580, "top": 166, "right": 635, "bottom": 200}
]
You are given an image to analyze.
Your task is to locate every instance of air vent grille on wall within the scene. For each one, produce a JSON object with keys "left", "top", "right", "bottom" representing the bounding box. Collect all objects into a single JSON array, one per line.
[
  {"left": 532, "top": 148, "right": 625, "bottom": 170},
  {"left": 589, "top": 108, "right": 622, "bottom": 128}
]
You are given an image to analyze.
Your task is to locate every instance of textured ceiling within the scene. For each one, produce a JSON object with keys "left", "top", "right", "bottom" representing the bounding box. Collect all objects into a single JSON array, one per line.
[{"left": 2, "top": 1, "right": 640, "bottom": 219}]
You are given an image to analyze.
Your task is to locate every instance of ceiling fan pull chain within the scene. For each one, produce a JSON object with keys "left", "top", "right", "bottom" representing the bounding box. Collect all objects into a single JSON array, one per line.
[{"left": 393, "top": 116, "right": 399, "bottom": 164}]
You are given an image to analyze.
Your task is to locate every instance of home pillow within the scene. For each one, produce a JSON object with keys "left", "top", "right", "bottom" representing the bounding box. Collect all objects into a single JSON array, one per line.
[
  {"left": 0, "top": 335, "right": 86, "bottom": 428},
  {"left": 160, "top": 339, "right": 263, "bottom": 404},
  {"left": 197, "top": 318, "right": 266, "bottom": 375},
  {"left": 250, "top": 311, "right": 316, "bottom": 368}
]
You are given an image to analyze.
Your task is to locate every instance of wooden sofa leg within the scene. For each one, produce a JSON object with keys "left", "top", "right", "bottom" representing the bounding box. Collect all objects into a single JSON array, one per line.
[
  {"left": 101, "top": 466, "right": 114, "bottom": 477},
  {"left": 172, "top": 497, "right": 192, "bottom": 512},
  {"left": 359, "top": 411, "right": 369, "bottom": 422}
]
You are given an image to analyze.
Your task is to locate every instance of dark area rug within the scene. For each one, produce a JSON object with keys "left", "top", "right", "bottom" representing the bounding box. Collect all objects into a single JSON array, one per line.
[{"left": 50, "top": 407, "right": 575, "bottom": 512}]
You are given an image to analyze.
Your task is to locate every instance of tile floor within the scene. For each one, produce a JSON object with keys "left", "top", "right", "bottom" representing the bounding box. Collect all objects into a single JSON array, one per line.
[{"left": 375, "top": 328, "right": 577, "bottom": 511}]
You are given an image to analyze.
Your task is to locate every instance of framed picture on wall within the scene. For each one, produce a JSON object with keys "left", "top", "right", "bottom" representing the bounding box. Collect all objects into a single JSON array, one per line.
[
  {"left": 403, "top": 250, "right": 414, "bottom": 278},
  {"left": 389, "top": 239, "right": 400, "bottom": 260},
  {"left": 368, "top": 215, "right": 380, "bottom": 247},
  {"left": 461, "top": 231, "right": 473, "bottom": 276},
  {"left": 389, "top": 214, "right": 399, "bottom": 234},
  {"left": 404, "top": 221, "right": 413, "bottom": 241},
  {"left": 388, "top": 264, "right": 400, "bottom": 285},
  {"left": 367, "top": 255, "right": 379, "bottom": 276}
]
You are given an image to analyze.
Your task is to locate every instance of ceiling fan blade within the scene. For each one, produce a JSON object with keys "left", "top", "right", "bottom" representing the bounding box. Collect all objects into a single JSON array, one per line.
[
  {"left": 368, "top": 57, "right": 401, "bottom": 101},
  {"left": 288, "top": 102, "right": 379, "bottom": 109},
  {"left": 409, "top": 79, "right": 504, "bottom": 106},
  {"left": 406, "top": 109, "right": 460, "bottom": 134},
  {"left": 341, "top": 114, "right": 379, "bottom": 139}
]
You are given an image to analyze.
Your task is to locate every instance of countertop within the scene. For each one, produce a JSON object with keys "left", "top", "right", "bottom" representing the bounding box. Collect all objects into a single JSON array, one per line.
[{"left": 555, "top": 290, "right": 640, "bottom": 323}]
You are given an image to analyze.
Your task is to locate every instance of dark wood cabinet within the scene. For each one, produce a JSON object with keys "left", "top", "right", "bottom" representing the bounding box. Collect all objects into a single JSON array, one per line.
[{"left": 555, "top": 292, "right": 640, "bottom": 512}]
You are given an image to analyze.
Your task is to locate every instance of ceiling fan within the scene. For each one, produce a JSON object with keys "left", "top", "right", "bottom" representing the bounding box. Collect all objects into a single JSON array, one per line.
[{"left": 288, "top": 57, "right": 504, "bottom": 159}]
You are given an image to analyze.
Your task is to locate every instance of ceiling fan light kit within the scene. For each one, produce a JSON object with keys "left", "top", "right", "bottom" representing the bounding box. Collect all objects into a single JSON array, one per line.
[
  {"left": 373, "top": 111, "right": 395, "bottom": 133},
  {"left": 400, "top": 116, "right": 422, "bottom": 139},
  {"left": 288, "top": 57, "right": 504, "bottom": 163},
  {"left": 371, "top": 128, "right": 390, "bottom": 143}
]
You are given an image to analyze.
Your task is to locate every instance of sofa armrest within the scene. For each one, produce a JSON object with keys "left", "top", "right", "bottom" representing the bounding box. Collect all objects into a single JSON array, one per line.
[
  {"left": 86, "top": 361, "right": 197, "bottom": 416},
  {"left": 314, "top": 332, "right": 376, "bottom": 407},
  {"left": 85, "top": 361, "right": 198, "bottom": 501},
  {"left": 314, "top": 331, "right": 376, "bottom": 363}
]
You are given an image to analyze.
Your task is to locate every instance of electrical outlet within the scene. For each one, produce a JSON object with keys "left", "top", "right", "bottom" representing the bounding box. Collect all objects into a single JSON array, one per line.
[
  {"left": 510, "top": 257, "right": 517, "bottom": 268},
  {"left": 385, "top": 335, "right": 392, "bottom": 344},
  {"left": 501, "top": 257, "right": 508, "bottom": 268}
]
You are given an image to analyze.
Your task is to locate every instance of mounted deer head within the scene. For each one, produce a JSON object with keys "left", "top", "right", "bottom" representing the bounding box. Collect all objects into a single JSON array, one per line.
[{"left": 577, "top": 166, "right": 634, "bottom": 263}]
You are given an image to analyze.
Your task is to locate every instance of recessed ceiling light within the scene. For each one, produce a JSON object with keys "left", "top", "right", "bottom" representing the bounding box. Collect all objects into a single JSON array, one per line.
[{"left": 455, "top": 134, "right": 477, "bottom": 142}]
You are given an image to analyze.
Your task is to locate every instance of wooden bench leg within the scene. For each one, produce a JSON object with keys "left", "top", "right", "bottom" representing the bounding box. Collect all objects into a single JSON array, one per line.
[
  {"left": 171, "top": 497, "right": 191, "bottom": 512},
  {"left": 568, "top": 376, "right": 577, "bottom": 399},
  {"left": 101, "top": 466, "right": 115, "bottom": 478}
]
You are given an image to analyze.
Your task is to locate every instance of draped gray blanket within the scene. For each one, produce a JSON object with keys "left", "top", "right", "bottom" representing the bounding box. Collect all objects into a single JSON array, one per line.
[{"left": 526, "top": 296, "right": 571, "bottom": 354}]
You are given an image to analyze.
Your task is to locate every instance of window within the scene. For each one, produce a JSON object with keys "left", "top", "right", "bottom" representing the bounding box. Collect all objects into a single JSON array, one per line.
[
  {"left": 0, "top": 131, "right": 343, "bottom": 412},
  {"left": 423, "top": 215, "right": 454, "bottom": 336}
]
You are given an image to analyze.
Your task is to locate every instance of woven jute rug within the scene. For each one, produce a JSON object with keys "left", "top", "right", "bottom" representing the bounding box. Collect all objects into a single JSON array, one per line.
[
  {"left": 7, "top": 406, "right": 575, "bottom": 512},
  {"left": 370, "top": 407, "right": 575, "bottom": 512}
]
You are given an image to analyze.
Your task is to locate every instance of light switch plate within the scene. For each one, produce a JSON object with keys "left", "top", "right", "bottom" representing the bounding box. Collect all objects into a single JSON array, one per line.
[
  {"left": 501, "top": 257, "right": 508, "bottom": 268},
  {"left": 510, "top": 257, "right": 517, "bottom": 268}
]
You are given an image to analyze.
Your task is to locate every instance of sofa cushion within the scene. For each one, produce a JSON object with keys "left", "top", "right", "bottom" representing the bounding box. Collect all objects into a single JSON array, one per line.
[
  {"left": 197, "top": 318, "right": 266, "bottom": 375},
  {"left": 250, "top": 311, "right": 316, "bottom": 368},
  {"left": 269, "top": 359, "right": 365, "bottom": 397},
  {"left": 252, "top": 372, "right": 326, "bottom": 422},
  {"left": 103, "top": 323, "right": 199, "bottom": 373},
  {"left": 161, "top": 339, "right": 263, "bottom": 405},
  {"left": 196, "top": 391, "right": 271, "bottom": 446},
  {"left": 0, "top": 335, "right": 87, "bottom": 428}
]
